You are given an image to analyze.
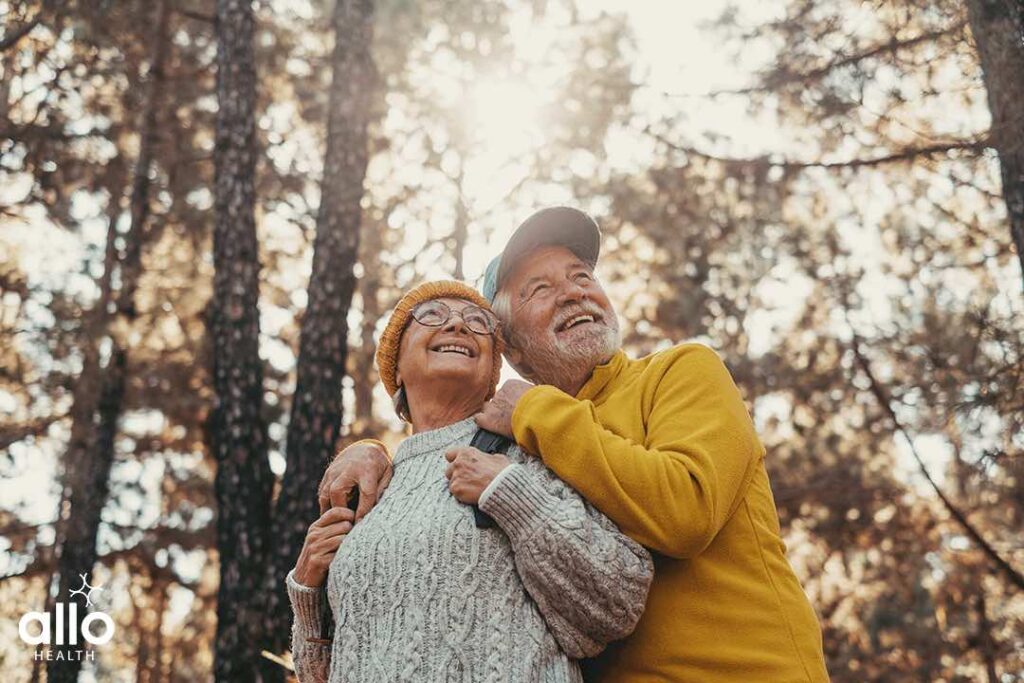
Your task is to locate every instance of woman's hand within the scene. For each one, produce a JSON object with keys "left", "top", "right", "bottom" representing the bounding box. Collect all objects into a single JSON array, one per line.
[
  {"left": 445, "top": 447, "right": 511, "bottom": 504},
  {"left": 293, "top": 507, "right": 355, "bottom": 588}
]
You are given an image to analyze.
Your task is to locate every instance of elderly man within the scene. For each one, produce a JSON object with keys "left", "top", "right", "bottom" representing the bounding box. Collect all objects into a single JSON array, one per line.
[{"left": 322, "top": 208, "right": 829, "bottom": 682}]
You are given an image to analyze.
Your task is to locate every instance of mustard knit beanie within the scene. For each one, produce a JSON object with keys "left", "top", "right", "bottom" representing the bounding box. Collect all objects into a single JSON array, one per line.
[{"left": 375, "top": 280, "right": 504, "bottom": 400}]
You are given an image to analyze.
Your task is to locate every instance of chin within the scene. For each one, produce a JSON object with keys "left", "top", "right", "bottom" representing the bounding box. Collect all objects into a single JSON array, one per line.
[{"left": 554, "top": 324, "right": 620, "bottom": 361}]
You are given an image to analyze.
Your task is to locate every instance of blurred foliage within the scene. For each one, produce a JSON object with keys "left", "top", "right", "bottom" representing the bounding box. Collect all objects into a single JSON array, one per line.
[{"left": 0, "top": 0, "right": 1021, "bottom": 680}]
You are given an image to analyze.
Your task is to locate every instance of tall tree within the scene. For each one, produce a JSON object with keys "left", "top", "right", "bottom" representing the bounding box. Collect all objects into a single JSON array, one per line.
[
  {"left": 209, "top": 0, "right": 274, "bottom": 679},
  {"left": 259, "top": 0, "right": 377, "bottom": 667},
  {"left": 47, "top": 1, "right": 171, "bottom": 679},
  {"left": 965, "top": 0, "right": 1024, "bottom": 289}
]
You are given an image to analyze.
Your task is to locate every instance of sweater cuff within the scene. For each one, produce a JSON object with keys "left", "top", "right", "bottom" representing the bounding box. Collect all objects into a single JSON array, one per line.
[
  {"left": 286, "top": 569, "right": 324, "bottom": 634},
  {"left": 477, "top": 463, "right": 514, "bottom": 507},
  {"left": 478, "top": 463, "right": 560, "bottom": 542}
]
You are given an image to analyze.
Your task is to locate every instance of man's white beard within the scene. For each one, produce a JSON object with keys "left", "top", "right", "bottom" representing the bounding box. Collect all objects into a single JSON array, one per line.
[{"left": 515, "top": 319, "right": 622, "bottom": 392}]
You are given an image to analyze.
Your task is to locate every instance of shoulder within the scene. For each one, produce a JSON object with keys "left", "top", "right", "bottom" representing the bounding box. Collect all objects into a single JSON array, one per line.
[{"left": 639, "top": 343, "right": 730, "bottom": 386}]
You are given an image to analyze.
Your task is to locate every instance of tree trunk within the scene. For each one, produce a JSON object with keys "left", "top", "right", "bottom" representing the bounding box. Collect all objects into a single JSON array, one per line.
[
  {"left": 350, "top": 212, "right": 385, "bottom": 437},
  {"left": 209, "top": 0, "right": 275, "bottom": 680},
  {"left": 259, "top": 0, "right": 377, "bottom": 669},
  {"left": 47, "top": 3, "right": 169, "bottom": 680},
  {"left": 966, "top": 0, "right": 1024, "bottom": 289}
]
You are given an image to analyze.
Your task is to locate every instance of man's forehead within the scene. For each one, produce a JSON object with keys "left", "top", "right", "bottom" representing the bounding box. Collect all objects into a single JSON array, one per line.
[{"left": 503, "top": 245, "right": 589, "bottom": 289}]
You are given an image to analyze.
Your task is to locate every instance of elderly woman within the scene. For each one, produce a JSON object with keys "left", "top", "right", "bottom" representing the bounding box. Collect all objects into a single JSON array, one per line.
[{"left": 286, "top": 280, "right": 652, "bottom": 683}]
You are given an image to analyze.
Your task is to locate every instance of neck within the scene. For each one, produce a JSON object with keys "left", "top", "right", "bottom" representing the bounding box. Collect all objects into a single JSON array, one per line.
[
  {"left": 550, "top": 370, "right": 593, "bottom": 397},
  {"left": 406, "top": 382, "right": 486, "bottom": 433},
  {"left": 528, "top": 351, "right": 614, "bottom": 397}
]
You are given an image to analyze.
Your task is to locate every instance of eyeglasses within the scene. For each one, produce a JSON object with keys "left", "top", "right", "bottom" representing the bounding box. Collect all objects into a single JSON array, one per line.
[{"left": 410, "top": 300, "right": 499, "bottom": 335}]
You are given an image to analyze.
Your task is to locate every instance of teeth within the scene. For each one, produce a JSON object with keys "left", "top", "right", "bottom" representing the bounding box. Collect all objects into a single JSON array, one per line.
[
  {"left": 436, "top": 344, "right": 471, "bottom": 356},
  {"left": 561, "top": 314, "right": 595, "bottom": 330}
]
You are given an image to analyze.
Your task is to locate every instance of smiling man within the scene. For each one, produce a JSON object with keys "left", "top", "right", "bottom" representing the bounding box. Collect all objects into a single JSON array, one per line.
[
  {"left": 481, "top": 208, "right": 829, "bottom": 682},
  {"left": 320, "top": 207, "right": 829, "bottom": 682}
]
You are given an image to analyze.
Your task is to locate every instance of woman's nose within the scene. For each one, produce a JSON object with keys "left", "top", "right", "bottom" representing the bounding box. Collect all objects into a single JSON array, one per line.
[{"left": 442, "top": 314, "right": 469, "bottom": 333}]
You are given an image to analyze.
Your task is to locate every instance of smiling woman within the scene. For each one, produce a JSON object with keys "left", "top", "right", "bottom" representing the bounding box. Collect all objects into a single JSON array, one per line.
[
  {"left": 394, "top": 296, "right": 499, "bottom": 428},
  {"left": 285, "top": 279, "right": 654, "bottom": 682}
]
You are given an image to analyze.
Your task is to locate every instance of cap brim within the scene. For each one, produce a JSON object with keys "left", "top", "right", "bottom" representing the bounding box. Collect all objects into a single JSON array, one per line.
[{"left": 496, "top": 207, "right": 601, "bottom": 288}]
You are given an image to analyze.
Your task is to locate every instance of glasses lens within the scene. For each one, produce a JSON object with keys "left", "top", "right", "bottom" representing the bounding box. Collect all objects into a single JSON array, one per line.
[
  {"left": 412, "top": 301, "right": 449, "bottom": 327},
  {"left": 462, "top": 306, "right": 496, "bottom": 334}
]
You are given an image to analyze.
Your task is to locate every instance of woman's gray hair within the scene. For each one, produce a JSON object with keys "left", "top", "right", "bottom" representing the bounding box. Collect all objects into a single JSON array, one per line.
[{"left": 392, "top": 384, "right": 411, "bottom": 423}]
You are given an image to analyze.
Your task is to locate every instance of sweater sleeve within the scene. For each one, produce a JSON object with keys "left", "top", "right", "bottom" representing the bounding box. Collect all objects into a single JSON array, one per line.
[
  {"left": 511, "top": 344, "right": 764, "bottom": 559},
  {"left": 479, "top": 459, "right": 654, "bottom": 658},
  {"left": 286, "top": 569, "right": 331, "bottom": 683}
]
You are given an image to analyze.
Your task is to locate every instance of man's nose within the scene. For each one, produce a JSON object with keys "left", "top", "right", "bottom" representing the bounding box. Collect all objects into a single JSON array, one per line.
[{"left": 555, "top": 279, "right": 587, "bottom": 306}]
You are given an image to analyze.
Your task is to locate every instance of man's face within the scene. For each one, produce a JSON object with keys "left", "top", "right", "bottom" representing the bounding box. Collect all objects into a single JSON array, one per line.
[{"left": 500, "top": 245, "right": 620, "bottom": 390}]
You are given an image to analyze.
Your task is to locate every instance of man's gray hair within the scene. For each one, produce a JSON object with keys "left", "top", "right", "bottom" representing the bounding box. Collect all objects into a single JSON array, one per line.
[{"left": 491, "top": 289, "right": 514, "bottom": 332}]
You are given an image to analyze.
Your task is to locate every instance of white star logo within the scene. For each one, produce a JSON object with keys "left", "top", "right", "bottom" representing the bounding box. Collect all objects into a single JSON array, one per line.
[{"left": 68, "top": 573, "right": 103, "bottom": 608}]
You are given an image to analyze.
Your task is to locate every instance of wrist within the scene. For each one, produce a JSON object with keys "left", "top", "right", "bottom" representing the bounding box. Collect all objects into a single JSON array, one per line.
[
  {"left": 293, "top": 554, "right": 322, "bottom": 588},
  {"left": 346, "top": 438, "right": 392, "bottom": 463}
]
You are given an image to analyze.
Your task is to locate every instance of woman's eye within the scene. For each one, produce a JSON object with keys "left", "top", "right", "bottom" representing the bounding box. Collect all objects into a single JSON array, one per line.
[{"left": 418, "top": 309, "right": 445, "bottom": 324}]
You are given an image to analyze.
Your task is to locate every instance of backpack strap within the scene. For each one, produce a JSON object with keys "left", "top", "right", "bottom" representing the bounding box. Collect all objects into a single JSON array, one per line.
[{"left": 468, "top": 428, "right": 513, "bottom": 528}]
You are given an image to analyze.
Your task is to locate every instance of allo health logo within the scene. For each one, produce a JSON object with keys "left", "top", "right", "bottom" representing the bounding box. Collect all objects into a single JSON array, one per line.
[{"left": 18, "top": 573, "right": 116, "bottom": 662}]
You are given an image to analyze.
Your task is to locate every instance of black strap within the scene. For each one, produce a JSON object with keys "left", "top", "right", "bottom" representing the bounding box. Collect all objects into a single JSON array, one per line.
[{"left": 469, "top": 428, "right": 513, "bottom": 528}]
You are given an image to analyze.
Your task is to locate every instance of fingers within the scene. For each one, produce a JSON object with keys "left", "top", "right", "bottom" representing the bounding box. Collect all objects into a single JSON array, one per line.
[
  {"left": 474, "top": 409, "right": 497, "bottom": 432},
  {"left": 318, "top": 520, "right": 354, "bottom": 537},
  {"left": 328, "top": 479, "right": 357, "bottom": 512},
  {"left": 354, "top": 473, "right": 378, "bottom": 521},
  {"left": 375, "top": 467, "right": 393, "bottom": 501},
  {"left": 311, "top": 506, "right": 354, "bottom": 528}
]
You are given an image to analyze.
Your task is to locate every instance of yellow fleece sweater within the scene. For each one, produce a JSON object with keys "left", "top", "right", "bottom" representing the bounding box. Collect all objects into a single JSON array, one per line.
[{"left": 512, "top": 344, "right": 829, "bottom": 683}]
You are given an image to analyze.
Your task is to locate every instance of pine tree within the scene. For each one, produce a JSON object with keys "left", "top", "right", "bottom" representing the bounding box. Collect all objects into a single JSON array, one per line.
[{"left": 209, "top": 0, "right": 274, "bottom": 678}]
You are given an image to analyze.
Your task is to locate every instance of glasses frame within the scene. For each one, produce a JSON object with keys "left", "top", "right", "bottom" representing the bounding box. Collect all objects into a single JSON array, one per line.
[{"left": 410, "top": 300, "right": 500, "bottom": 336}]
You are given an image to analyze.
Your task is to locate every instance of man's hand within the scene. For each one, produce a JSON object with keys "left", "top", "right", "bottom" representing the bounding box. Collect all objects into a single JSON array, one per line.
[
  {"left": 318, "top": 440, "right": 393, "bottom": 520},
  {"left": 475, "top": 379, "right": 534, "bottom": 439},
  {"left": 293, "top": 507, "right": 355, "bottom": 587},
  {"left": 444, "top": 447, "right": 511, "bottom": 505}
]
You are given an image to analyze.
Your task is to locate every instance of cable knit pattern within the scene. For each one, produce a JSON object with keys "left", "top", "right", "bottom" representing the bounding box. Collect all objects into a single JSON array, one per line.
[{"left": 286, "top": 417, "right": 653, "bottom": 683}]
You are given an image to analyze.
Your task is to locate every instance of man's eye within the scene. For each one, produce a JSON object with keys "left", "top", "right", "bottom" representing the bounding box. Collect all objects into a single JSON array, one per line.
[
  {"left": 573, "top": 272, "right": 593, "bottom": 282},
  {"left": 530, "top": 283, "right": 550, "bottom": 297}
]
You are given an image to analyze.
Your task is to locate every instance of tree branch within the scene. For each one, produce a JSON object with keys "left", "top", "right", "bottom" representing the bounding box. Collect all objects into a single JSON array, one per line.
[
  {"left": 645, "top": 127, "right": 988, "bottom": 172},
  {"left": 849, "top": 333, "right": 1024, "bottom": 591},
  {"left": 0, "top": 14, "right": 43, "bottom": 52}
]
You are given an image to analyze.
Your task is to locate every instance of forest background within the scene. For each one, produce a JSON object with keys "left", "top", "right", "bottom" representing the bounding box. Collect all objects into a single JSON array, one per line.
[{"left": 1, "top": 0, "right": 1022, "bottom": 681}]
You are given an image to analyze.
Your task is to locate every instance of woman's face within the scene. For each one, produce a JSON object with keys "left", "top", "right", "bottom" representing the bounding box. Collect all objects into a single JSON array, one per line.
[{"left": 395, "top": 297, "right": 495, "bottom": 400}]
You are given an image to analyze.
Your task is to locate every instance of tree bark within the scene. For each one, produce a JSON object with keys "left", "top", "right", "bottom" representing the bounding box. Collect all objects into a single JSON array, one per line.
[
  {"left": 209, "top": 0, "right": 275, "bottom": 680},
  {"left": 351, "top": 212, "right": 385, "bottom": 438},
  {"left": 966, "top": 0, "right": 1024, "bottom": 289},
  {"left": 47, "top": 3, "right": 169, "bottom": 680},
  {"left": 260, "top": 0, "right": 376, "bottom": 670}
]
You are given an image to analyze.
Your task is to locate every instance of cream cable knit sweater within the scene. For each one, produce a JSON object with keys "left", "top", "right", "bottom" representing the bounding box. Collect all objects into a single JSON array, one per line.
[{"left": 286, "top": 416, "right": 653, "bottom": 683}]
